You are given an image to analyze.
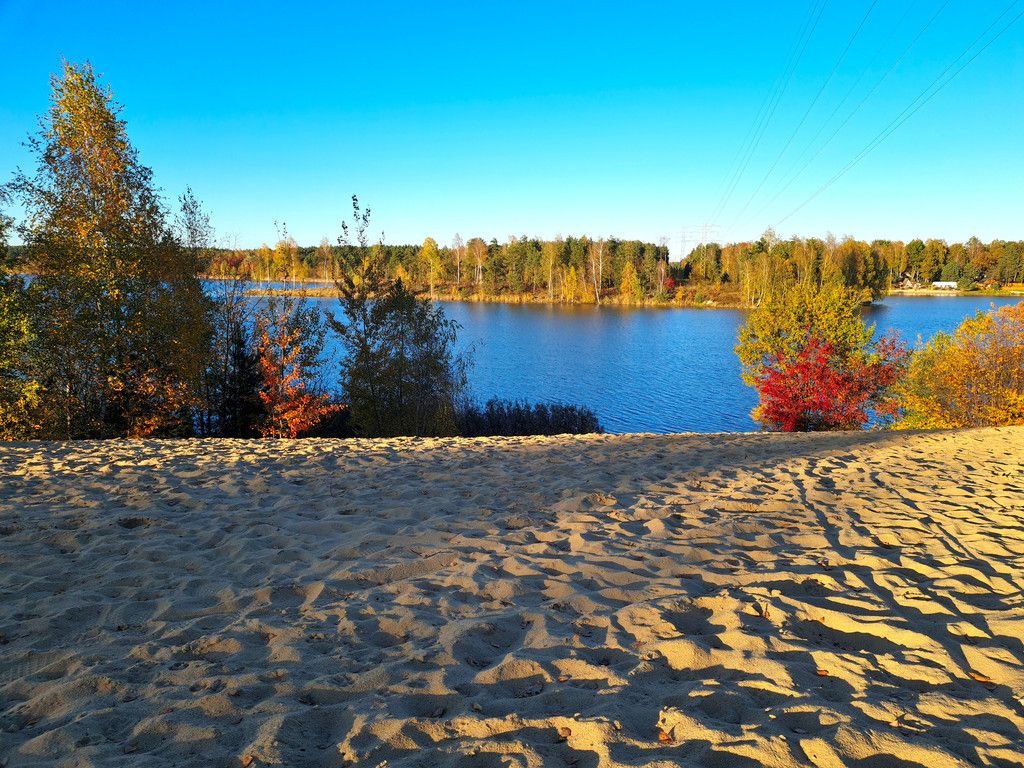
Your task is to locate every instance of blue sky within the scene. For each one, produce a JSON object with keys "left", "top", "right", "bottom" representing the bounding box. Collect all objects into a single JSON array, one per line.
[{"left": 1, "top": 1, "right": 1022, "bottom": 257}]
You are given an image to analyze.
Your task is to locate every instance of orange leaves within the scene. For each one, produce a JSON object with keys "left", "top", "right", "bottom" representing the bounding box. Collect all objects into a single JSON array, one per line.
[
  {"left": 254, "top": 298, "right": 340, "bottom": 439},
  {"left": 255, "top": 324, "right": 337, "bottom": 438},
  {"left": 108, "top": 360, "right": 194, "bottom": 438},
  {"left": 969, "top": 671, "right": 997, "bottom": 690},
  {"left": 895, "top": 301, "right": 1024, "bottom": 429}
]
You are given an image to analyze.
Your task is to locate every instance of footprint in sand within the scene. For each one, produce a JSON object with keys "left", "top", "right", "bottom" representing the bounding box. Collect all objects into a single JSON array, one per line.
[{"left": 452, "top": 617, "right": 526, "bottom": 670}]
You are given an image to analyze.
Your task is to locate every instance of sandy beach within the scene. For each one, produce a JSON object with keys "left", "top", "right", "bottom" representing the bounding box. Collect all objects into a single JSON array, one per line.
[{"left": 1, "top": 429, "right": 1023, "bottom": 767}]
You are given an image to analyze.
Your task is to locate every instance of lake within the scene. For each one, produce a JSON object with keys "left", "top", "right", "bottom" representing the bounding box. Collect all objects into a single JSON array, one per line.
[{"left": 310, "top": 293, "right": 1022, "bottom": 434}]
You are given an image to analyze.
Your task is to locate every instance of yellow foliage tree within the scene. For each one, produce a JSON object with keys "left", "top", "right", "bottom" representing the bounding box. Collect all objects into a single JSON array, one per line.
[
  {"left": 10, "top": 61, "right": 211, "bottom": 437},
  {"left": 393, "top": 262, "right": 412, "bottom": 287},
  {"left": 420, "top": 237, "right": 442, "bottom": 298},
  {"left": 894, "top": 302, "right": 1024, "bottom": 429},
  {"left": 619, "top": 259, "right": 644, "bottom": 304},
  {"left": 563, "top": 265, "right": 580, "bottom": 304},
  {"left": 736, "top": 285, "right": 873, "bottom": 387},
  {"left": 273, "top": 235, "right": 299, "bottom": 283}
]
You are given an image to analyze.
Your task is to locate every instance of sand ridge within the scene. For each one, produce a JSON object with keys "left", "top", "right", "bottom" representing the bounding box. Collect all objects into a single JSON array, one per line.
[{"left": 1, "top": 429, "right": 1023, "bottom": 767}]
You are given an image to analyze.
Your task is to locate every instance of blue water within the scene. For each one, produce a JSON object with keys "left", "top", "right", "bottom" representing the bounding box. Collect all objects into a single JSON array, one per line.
[{"left": 308, "top": 294, "right": 1022, "bottom": 434}]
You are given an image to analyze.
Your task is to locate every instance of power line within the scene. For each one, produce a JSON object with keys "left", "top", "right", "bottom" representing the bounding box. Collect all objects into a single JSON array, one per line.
[
  {"left": 707, "top": 0, "right": 829, "bottom": 228},
  {"left": 733, "top": 0, "right": 879, "bottom": 223},
  {"left": 707, "top": 0, "right": 820, "bottom": 226},
  {"left": 777, "top": 1, "right": 1024, "bottom": 226},
  {"left": 711, "top": 0, "right": 828, "bottom": 225},
  {"left": 756, "top": 0, "right": 951, "bottom": 219}
]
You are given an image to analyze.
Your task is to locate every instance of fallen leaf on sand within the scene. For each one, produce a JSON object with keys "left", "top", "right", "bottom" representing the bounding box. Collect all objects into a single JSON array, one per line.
[
  {"left": 969, "top": 671, "right": 996, "bottom": 688},
  {"left": 658, "top": 729, "right": 672, "bottom": 744},
  {"left": 558, "top": 675, "right": 570, "bottom": 683},
  {"left": 240, "top": 755, "right": 255, "bottom": 767},
  {"left": 815, "top": 669, "right": 829, "bottom": 677},
  {"left": 558, "top": 727, "right": 572, "bottom": 740}
]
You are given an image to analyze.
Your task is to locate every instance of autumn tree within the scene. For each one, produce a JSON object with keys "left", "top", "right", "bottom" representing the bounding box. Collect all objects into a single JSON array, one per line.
[
  {"left": 619, "top": 259, "right": 643, "bottom": 304},
  {"left": 468, "top": 237, "right": 487, "bottom": 290},
  {"left": 253, "top": 296, "right": 339, "bottom": 438},
  {"left": 755, "top": 335, "right": 908, "bottom": 431},
  {"left": 196, "top": 212, "right": 327, "bottom": 439},
  {"left": 256, "top": 244, "right": 273, "bottom": 283},
  {"left": 919, "top": 239, "right": 947, "bottom": 284},
  {"left": 893, "top": 302, "right": 1024, "bottom": 429},
  {"left": 737, "top": 285, "right": 908, "bottom": 431},
  {"left": 342, "top": 281, "right": 467, "bottom": 436},
  {"left": 420, "top": 236, "right": 441, "bottom": 298},
  {"left": 588, "top": 238, "right": 606, "bottom": 304},
  {"left": 316, "top": 237, "right": 333, "bottom": 282},
  {"left": 273, "top": 228, "right": 300, "bottom": 285},
  {"left": 564, "top": 264, "right": 581, "bottom": 303},
  {"left": 736, "top": 286, "right": 873, "bottom": 386},
  {"left": 9, "top": 61, "right": 211, "bottom": 437},
  {"left": 904, "top": 239, "right": 926, "bottom": 280},
  {"left": 542, "top": 240, "right": 559, "bottom": 301}
]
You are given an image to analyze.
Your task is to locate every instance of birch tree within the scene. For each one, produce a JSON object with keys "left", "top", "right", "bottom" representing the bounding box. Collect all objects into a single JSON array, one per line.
[{"left": 10, "top": 61, "right": 210, "bottom": 437}]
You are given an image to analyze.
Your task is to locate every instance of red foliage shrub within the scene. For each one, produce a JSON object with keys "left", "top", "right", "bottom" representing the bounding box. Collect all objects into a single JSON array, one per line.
[{"left": 755, "top": 332, "right": 908, "bottom": 432}]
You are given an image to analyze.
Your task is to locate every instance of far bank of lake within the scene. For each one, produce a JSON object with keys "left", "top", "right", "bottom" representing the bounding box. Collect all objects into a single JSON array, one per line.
[{"left": 238, "top": 277, "right": 1024, "bottom": 309}]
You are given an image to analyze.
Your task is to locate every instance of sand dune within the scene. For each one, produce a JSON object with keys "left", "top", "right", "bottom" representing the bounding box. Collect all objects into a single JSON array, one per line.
[{"left": 1, "top": 428, "right": 1023, "bottom": 767}]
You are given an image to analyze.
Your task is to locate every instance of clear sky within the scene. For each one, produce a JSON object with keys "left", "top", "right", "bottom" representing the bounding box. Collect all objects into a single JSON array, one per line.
[{"left": 1, "top": 0, "right": 1022, "bottom": 257}]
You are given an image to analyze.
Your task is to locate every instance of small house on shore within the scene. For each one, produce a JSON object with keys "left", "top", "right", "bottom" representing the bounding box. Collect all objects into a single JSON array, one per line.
[
  {"left": 931, "top": 281, "right": 958, "bottom": 290},
  {"left": 895, "top": 273, "right": 920, "bottom": 289}
]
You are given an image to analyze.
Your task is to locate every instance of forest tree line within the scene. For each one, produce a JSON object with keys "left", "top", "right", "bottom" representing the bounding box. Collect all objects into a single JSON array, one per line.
[
  {"left": 685, "top": 231, "right": 1024, "bottom": 305},
  {"left": 193, "top": 228, "right": 1024, "bottom": 307},
  {"left": 200, "top": 236, "right": 672, "bottom": 305}
]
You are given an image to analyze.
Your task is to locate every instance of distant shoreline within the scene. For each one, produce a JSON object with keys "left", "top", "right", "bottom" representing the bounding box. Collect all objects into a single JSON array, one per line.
[
  {"left": 887, "top": 287, "right": 1024, "bottom": 298},
  {"left": 240, "top": 288, "right": 748, "bottom": 309},
  {"left": 206, "top": 277, "right": 747, "bottom": 308},
  {"left": 215, "top": 276, "right": 1024, "bottom": 308}
]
